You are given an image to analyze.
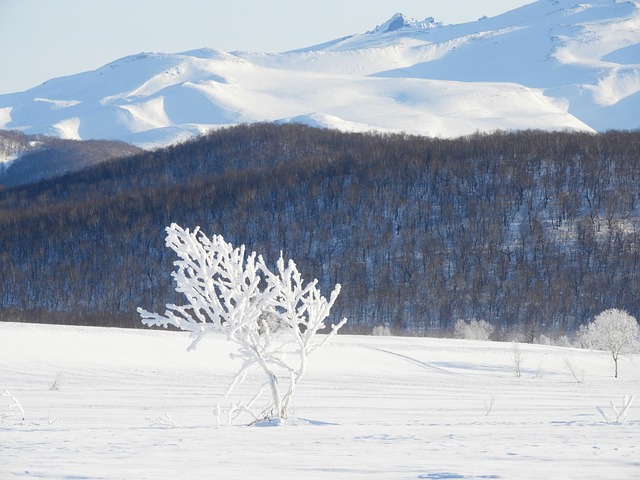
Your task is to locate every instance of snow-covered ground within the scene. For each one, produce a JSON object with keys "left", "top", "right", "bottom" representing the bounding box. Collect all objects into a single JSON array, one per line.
[{"left": 1, "top": 322, "right": 638, "bottom": 479}]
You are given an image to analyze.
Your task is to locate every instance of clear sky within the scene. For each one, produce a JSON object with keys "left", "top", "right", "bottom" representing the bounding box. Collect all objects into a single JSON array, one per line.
[{"left": 0, "top": 0, "right": 532, "bottom": 95}]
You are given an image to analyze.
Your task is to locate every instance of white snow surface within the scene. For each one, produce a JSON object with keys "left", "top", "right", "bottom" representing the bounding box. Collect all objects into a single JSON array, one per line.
[
  {"left": 1, "top": 321, "right": 638, "bottom": 479},
  {"left": 3, "top": 0, "right": 640, "bottom": 148}
]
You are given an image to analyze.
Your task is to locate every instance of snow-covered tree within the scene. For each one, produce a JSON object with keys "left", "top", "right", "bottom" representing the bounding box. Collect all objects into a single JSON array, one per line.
[
  {"left": 580, "top": 309, "right": 640, "bottom": 378},
  {"left": 453, "top": 318, "right": 494, "bottom": 341},
  {"left": 371, "top": 324, "right": 392, "bottom": 336},
  {"left": 138, "top": 224, "right": 347, "bottom": 423}
]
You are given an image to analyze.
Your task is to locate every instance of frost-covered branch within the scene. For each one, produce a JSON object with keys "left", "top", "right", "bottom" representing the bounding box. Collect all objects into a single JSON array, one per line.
[
  {"left": 1, "top": 390, "right": 25, "bottom": 426},
  {"left": 138, "top": 224, "right": 270, "bottom": 351}
]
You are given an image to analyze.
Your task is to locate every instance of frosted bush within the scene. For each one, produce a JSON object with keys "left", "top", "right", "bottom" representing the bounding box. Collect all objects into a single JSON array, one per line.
[
  {"left": 139, "top": 224, "right": 347, "bottom": 423},
  {"left": 533, "top": 334, "right": 571, "bottom": 347},
  {"left": 597, "top": 395, "right": 635, "bottom": 424},
  {"left": 453, "top": 318, "right": 494, "bottom": 341},
  {"left": 554, "top": 335, "right": 571, "bottom": 348},
  {"left": 372, "top": 325, "right": 392, "bottom": 336},
  {"left": 574, "top": 324, "right": 592, "bottom": 349},
  {"left": 535, "top": 334, "right": 552, "bottom": 346}
]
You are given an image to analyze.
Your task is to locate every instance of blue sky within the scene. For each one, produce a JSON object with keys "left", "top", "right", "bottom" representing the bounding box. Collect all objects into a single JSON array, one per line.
[{"left": 0, "top": 0, "right": 531, "bottom": 94}]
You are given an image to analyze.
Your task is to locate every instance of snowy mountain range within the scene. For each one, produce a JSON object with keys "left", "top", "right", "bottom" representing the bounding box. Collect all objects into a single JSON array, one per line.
[{"left": 2, "top": 0, "right": 640, "bottom": 148}]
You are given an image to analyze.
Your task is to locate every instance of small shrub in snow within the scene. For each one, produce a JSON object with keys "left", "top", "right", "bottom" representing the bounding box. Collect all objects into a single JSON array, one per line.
[
  {"left": 554, "top": 335, "right": 572, "bottom": 348},
  {"left": 49, "top": 372, "right": 63, "bottom": 391},
  {"left": 563, "top": 357, "right": 585, "bottom": 384},
  {"left": 512, "top": 342, "right": 523, "bottom": 378},
  {"left": 579, "top": 308, "right": 640, "bottom": 378},
  {"left": 574, "top": 324, "right": 591, "bottom": 349},
  {"left": 535, "top": 334, "right": 552, "bottom": 346},
  {"left": 453, "top": 318, "right": 494, "bottom": 341},
  {"left": 147, "top": 413, "right": 181, "bottom": 429},
  {"left": 483, "top": 395, "right": 495, "bottom": 417},
  {"left": 507, "top": 331, "right": 526, "bottom": 343},
  {"left": 30, "top": 415, "right": 59, "bottom": 426},
  {"left": 139, "top": 224, "right": 347, "bottom": 424},
  {"left": 371, "top": 325, "right": 392, "bottom": 336},
  {"left": 597, "top": 395, "right": 634, "bottom": 424},
  {"left": 1, "top": 390, "right": 25, "bottom": 426}
]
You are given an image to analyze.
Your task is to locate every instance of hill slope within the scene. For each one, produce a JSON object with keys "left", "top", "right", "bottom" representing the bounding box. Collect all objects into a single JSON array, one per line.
[
  {"left": 2, "top": 124, "right": 640, "bottom": 335},
  {"left": 0, "top": 130, "right": 142, "bottom": 186},
  {"left": 2, "top": 0, "right": 640, "bottom": 147}
]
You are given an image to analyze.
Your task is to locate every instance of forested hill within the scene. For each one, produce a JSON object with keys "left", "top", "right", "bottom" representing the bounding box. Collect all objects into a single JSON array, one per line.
[
  {"left": 2, "top": 124, "right": 640, "bottom": 338},
  {"left": 0, "top": 130, "right": 142, "bottom": 187}
]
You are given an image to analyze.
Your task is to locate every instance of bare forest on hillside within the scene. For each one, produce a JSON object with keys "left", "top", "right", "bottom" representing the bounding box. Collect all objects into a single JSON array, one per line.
[{"left": 1, "top": 124, "right": 640, "bottom": 337}]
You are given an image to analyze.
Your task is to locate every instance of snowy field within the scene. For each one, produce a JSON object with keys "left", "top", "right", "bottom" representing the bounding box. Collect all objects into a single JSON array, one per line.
[{"left": 1, "top": 322, "right": 638, "bottom": 479}]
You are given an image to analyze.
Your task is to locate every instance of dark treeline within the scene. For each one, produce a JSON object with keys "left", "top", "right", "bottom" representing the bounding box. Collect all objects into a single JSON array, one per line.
[{"left": 2, "top": 124, "right": 640, "bottom": 338}]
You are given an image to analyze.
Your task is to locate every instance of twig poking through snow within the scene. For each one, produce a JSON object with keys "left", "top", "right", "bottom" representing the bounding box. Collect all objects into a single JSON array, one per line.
[
  {"left": 563, "top": 357, "right": 585, "bottom": 384},
  {"left": 484, "top": 395, "right": 495, "bottom": 417},
  {"left": 147, "top": 413, "right": 181, "bottom": 429},
  {"left": 49, "top": 372, "right": 64, "bottom": 391},
  {"left": 512, "top": 342, "right": 523, "bottom": 378}
]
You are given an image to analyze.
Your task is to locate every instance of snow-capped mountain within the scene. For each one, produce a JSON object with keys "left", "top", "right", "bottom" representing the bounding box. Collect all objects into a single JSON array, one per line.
[{"left": 2, "top": 0, "right": 640, "bottom": 148}]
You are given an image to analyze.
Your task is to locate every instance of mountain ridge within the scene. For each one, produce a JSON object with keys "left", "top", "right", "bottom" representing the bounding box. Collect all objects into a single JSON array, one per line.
[{"left": 1, "top": 0, "right": 640, "bottom": 148}]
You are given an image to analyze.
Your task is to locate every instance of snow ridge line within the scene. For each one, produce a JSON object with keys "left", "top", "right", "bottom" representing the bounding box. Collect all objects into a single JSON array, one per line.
[{"left": 364, "top": 346, "right": 461, "bottom": 376}]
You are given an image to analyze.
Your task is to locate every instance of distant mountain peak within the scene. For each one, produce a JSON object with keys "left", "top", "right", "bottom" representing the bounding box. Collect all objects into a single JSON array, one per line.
[{"left": 368, "top": 13, "right": 441, "bottom": 34}]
